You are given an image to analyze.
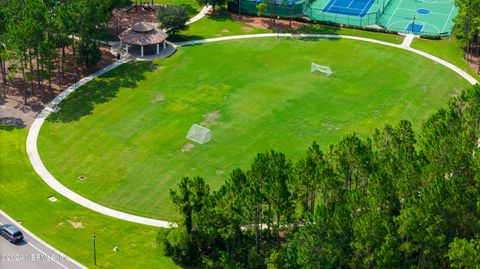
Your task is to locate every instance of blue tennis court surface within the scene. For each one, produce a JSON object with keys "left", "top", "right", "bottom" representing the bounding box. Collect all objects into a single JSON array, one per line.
[
  {"left": 405, "top": 22, "right": 423, "bottom": 33},
  {"left": 322, "top": 0, "right": 376, "bottom": 16}
]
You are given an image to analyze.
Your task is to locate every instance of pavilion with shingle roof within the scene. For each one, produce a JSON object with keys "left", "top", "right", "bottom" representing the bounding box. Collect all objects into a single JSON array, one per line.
[{"left": 118, "top": 21, "right": 168, "bottom": 57}]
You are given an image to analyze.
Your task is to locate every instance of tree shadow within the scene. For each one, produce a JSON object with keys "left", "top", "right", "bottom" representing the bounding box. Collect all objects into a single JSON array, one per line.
[
  {"left": 203, "top": 8, "right": 230, "bottom": 22},
  {"left": 0, "top": 117, "right": 26, "bottom": 129},
  {"left": 168, "top": 34, "right": 205, "bottom": 42},
  {"left": 180, "top": 4, "right": 198, "bottom": 17},
  {"left": 47, "top": 61, "right": 156, "bottom": 123}
]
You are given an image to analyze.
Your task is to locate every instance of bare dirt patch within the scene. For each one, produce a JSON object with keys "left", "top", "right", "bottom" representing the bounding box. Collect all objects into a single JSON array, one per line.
[
  {"left": 231, "top": 13, "right": 309, "bottom": 31},
  {"left": 106, "top": 7, "right": 158, "bottom": 41},
  {"left": 182, "top": 143, "right": 194, "bottom": 152},
  {"left": 67, "top": 220, "right": 85, "bottom": 229},
  {"left": 201, "top": 110, "right": 221, "bottom": 126},
  {"left": 151, "top": 93, "right": 165, "bottom": 103}
]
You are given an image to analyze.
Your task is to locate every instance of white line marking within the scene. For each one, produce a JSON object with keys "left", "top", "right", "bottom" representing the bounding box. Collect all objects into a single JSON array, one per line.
[
  {"left": 418, "top": 0, "right": 453, "bottom": 3},
  {"left": 387, "top": 19, "right": 441, "bottom": 33},
  {"left": 0, "top": 211, "right": 88, "bottom": 269},
  {"left": 442, "top": 5, "right": 456, "bottom": 32},
  {"left": 397, "top": 7, "right": 450, "bottom": 16},
  {"left": 359, "top": 0, "right": 375, "bottom": 15},
  {"left": 325, "top": 0, "right": 340, "bottom": 12},
  {"left": 0, "top": 221, "right": 68, "bottom": 269},
  {"left": 385, "top": 0, "right": 404, "bottom": 26},
  {"left": 347, "top": 0, "right": 354, "bottom": 8},
  {"left": 27, "top": 242, "right": 69, "bottom": 269}
]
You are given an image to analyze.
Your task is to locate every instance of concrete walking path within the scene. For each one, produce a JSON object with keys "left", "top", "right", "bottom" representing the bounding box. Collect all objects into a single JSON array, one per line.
[
  {"left": 26, "top": 33, "right": 478, "bottom": 229},
  {"left": 187, "top": 5, "right": 212, "bottom": 25},
  {"left": 401, "top": 34, "right": 415, "bottom": 48},
  {"left": 177, "top": 33, "right": 479, "bottom": 85},
  {"left": 26, "top": 58, "right": 177, "bottom": 229}
]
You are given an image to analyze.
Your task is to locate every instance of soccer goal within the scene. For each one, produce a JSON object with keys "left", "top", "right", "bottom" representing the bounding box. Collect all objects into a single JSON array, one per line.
[
  {"left": 186, "top": 124, "right": 211, "bottom": 144},
  {"left": 311, "top": 63, "right": 333, "bottom": 76}
]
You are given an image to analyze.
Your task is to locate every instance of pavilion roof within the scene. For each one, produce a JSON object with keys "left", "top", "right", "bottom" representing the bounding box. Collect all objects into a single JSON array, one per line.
[{"left": 119, "top": 22, "right": 168, "bottom": 46}]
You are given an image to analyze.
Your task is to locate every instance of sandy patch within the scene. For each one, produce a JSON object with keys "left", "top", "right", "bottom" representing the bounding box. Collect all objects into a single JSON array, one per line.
[{"left": 242, "top": 26, "right": 253, "bottom": 32}]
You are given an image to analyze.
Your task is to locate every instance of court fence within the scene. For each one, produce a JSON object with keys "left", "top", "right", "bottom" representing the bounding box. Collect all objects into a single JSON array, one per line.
[
  {"left": 379, "top": 0, "right": 395, "bottom": 14},
  {"left": 375, "top": 23, "right": 451, "bottom": 36},
  {"left": 304, "top": 6, "right": 381, "bottom": 26},
  {"left": 230, "top": 0, "right": 452, "bottom": 35},
  {"left": 230, "top": 0, "right": 381, "bottom": 26},
  {"left": 229, "top": 0, "right": 305, "bottom": 18}
]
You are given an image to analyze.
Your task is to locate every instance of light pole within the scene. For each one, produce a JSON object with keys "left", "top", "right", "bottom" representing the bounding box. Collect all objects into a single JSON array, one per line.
[
  {"left": 411, "top": 14, "right": 416, "bottom": 34},
  {"left": 93, "top": 235, "right": 97, "bottom": 265}
]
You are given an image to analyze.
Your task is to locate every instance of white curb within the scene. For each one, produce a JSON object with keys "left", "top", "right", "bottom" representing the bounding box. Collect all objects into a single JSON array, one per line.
[{"left": 0, "top": 210, "right": 88, "bottom": 269}]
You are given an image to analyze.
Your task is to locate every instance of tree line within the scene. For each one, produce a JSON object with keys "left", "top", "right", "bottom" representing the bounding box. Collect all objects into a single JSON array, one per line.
[
  {"left": 0, "top": 0, "right": 118, "bottom": 104},
  {"left": 164, "top": 85, "right": 480, "bottom": 268},
  {"left": 454, "top": 0, "right": 480, "bottom": 73}
]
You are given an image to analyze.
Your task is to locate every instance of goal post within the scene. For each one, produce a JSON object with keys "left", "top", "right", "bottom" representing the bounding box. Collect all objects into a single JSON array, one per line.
[
  {"left": 311, "top": 63, "right": 333, "bottom": 76},
  {"left": 186, "top": 124, "right": 211, "bottom": 144}
]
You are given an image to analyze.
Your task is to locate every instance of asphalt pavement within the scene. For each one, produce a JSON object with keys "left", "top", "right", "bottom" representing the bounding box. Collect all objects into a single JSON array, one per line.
[{"left": 0, "top": 210, "right": 86, "bottom": 269}]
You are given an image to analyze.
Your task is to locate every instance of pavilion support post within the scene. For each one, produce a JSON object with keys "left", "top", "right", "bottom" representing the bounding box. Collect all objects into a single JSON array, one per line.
[
  {"left": 141, "top": 45, "right": 144, "bottom": 57},
  {"left": 163, "top": 40, "right": 166, "bottom": 49},
  {"left": 156, "top": 43, "right": 160, "bottom": 55}
]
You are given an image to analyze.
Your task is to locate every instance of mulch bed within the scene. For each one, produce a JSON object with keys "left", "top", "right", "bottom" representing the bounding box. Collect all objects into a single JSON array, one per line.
[{"left": 0, "top": 45, "right": 116, "bottom": 128}]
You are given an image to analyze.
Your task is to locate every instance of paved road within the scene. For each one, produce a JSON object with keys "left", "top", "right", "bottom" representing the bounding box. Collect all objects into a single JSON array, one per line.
[{"left": 0, "top": 211, "right": 86, "bottom": 269}]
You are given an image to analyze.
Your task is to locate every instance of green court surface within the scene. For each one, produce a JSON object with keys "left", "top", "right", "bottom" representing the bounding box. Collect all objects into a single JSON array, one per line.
[
  {"left": 238, "top": 0, "right": 456, "bottom": 35},
  {"left": 378, "top": 0, "right": 457, "bottom": 34}
]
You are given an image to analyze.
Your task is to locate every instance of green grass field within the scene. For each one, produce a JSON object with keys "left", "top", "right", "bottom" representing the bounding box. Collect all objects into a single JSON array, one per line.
[
  {"left": 411, "top": 36, "right": 480, "bottom": 79},
  {"left": 171, "top": 9, "right": 404, "bottom": 44},
  {"left": 0, "top": 126, "right": 178, "bottom": 269},
  {"left": 153, "top": 0, "right": 200, "bottom": 15},
  {"left": 38, "top": 38, "right": 468, "bottom": 221}
]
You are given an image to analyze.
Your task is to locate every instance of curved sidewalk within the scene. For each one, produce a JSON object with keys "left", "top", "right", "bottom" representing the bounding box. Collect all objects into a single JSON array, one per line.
[
  {"left": 26, "top": 58, "right": 176, "bottom": 229},
  {"left": 176, "top": 33, "right": 479, "bottom": 85},
  {"left": 26, "top": 34, "right": 478, "bottom": 229},
  {"left": 187, "top": 5, "right": 212, "bottom": 25}
]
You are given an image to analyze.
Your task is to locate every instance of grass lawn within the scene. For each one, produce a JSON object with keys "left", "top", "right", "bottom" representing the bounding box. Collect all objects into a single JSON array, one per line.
[
  {"left": 287, "top": 25, "right": 404, "bottom": 44},
  {"left": 411, "top": 36, "right": 480, "bottom": 79},
  {"left": 153, "top": 0, "right": 200, "bottom": 15},
  {"left": 170, "top": 9, "right": 403, "bottom": 44},
  {"left": 38, "top": 38, "right": 469, "bottom": 221},
  {"left": 0, "top": 126, "right": 178, "bottom": 268},
  {"left": 170, "top": 9, "right": 270, "bottom": 42}
]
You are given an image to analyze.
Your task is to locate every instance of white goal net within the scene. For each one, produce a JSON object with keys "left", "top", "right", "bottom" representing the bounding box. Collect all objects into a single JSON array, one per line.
[
  {"left": 311, "top": 63, "right": 333, "bottom": 76},
  {"left": 186, "top": 124, "right": 211, "bottom": 144}
]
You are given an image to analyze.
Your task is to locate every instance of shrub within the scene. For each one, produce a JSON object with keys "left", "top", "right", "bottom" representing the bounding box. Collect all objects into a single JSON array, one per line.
[{"left": 156, "top": 5, "right": 190, "bottom": 35}]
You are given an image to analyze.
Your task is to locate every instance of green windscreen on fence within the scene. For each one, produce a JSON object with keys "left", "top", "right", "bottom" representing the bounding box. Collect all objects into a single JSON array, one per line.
[
  {"left": 304, "top": 6, "right": 380, "bottom": 26},
  {"left": 230, "top": 0, "right": 305, "bottom": 17},
  {"left": 233, "top": 0, "right": 457, "bottom": 35}
]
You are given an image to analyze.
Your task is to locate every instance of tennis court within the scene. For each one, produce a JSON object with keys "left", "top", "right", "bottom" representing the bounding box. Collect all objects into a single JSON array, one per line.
[
  {"left": 322, "top": 0, "right": 376, "bottom": 16},
  {"left": 378, "top": 0, "right": 457, "bottom": 35},
  {"left": 236, "top": 0, "right": 458, "bottom": 35}
]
